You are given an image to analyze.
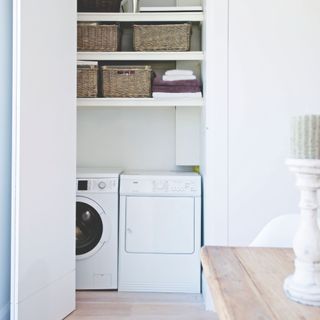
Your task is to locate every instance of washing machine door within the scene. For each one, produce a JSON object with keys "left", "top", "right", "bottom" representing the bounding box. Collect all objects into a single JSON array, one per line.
[{"left": 76, "top": 196, "right": 111, "bottom": 260}]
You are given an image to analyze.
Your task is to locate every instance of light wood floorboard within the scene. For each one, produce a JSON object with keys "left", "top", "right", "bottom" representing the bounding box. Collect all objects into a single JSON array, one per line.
[{"left": 66, "top": 291, "right": 217, "bottom": 319}]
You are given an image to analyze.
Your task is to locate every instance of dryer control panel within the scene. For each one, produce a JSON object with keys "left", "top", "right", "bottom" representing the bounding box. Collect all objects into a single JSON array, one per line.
[
  {"left": 120, "top": 174, "right": 201, "bottom": 196},
  {"left": 152, "top": 179, "right": 198, "bottom": 193},
  {"left": 77, "top": 178, "right": 119, "bottom": 193}
]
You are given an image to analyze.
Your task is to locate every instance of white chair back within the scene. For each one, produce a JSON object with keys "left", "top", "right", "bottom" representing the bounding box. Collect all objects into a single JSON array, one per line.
[{"left": 250, "top": 214, "right": 300, "bottom": 248}]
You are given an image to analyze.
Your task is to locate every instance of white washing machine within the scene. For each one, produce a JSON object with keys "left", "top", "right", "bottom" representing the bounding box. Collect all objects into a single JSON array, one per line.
[
  {"left": 119, "top": 171, "right": 201, "bottom": 293},
  {"left": 76, "top": 168, "right": 121, "bottom": 290}
]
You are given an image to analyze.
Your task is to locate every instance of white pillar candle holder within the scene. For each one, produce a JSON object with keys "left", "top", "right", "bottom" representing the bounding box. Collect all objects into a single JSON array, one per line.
[
  {"left": 132, "top": 0, "right": 138, "bottom": 12},
  {"left": 284, "top": 158, "right": 320, "bottom": 306}
]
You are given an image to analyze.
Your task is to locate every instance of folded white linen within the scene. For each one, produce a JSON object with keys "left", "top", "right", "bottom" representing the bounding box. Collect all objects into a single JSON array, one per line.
[
  {"left": 153, "top": 92, "right": 202, "bottom": 98},
  {"left": 165, "top": 69, "right": 194, "bottom": 76},
  {"left": 162, "top": 75, "right": 196, "bottom": 81},
  {"left": 77, "top": 60, "right": 98, "bottom": 66}
]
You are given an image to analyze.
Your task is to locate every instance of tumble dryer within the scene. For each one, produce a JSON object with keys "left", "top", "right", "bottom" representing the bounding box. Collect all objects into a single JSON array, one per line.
[
  {"left": 119, "top": 171, "right": 201, "bottom": 293},
  {"left": 76, "top": 168, "right": 121, "bottom": 290}
]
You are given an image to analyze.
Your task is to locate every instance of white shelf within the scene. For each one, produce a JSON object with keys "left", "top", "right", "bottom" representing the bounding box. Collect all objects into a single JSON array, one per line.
[
  {"left": 140, "top": 6, "right": 203, "bottom": 12},
  {"left": 78, "top": 12, "right": 204, "bottom": 22},
  {"left": 77, "top": 51, "right": 204, "bottom": 61},
  {"left": 77, "top": 98, "right": 203, "bottom": 108}
]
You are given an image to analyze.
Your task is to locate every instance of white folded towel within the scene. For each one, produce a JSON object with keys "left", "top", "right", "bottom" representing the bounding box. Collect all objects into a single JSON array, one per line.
[
  {"left": 153, "top": 92, "right": 202, "bottom": 98},
  {"left": 162, "top": 75, "right": 196, "bottom": 81},
  {"left": 77, "top": 60, "right": 98, "bottom": 66},
  {"left": 165, "top": 69, "right": 194, "bottom": 76}
]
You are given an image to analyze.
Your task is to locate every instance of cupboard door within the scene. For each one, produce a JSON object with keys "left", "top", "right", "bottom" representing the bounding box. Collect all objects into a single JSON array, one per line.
[{"left": 11, "top": 0, "right": 77, "bottom": 319}]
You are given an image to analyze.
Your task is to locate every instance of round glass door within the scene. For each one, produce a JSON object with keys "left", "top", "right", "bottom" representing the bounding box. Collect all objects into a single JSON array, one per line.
[{"left": 76, "top": 201, "right": 103, "bottom": 256}]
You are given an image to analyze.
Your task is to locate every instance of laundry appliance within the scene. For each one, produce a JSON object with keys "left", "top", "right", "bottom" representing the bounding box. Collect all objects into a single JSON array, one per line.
[
  {"left": 76, "top": 168, "right": 121, "bottom": 290},
  {"left": 119, "top": 171, "right": 201, "bottom": 293}
]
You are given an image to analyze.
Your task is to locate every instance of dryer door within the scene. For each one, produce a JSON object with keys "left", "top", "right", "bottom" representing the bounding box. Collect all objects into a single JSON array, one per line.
[
  {"left": 76, "top": 196, "right": 111, "bottom": 260},
  {"left": 125, "top": 196, "right": 195, "bottom": 254}
]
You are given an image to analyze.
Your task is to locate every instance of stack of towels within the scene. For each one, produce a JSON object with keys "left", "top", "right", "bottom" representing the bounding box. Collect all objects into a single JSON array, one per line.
[{"left": 152, "top": 69, "right": 202, "bottom": 98}]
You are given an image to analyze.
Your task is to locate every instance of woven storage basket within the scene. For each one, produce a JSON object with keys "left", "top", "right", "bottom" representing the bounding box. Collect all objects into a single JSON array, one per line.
[
  {"left": 78, "top": 23, "right": 120, "bottom": 52},
  {"left": 101, "top": 65, "right": 152, "bottom": 98},
  {"left": 77, "top": 64, "right": 98, "bottom": 98},
  {"left": 78, "top": 0, "right": 122, "bottom": 12},
  {"left": 133, "top": 23, "right": 192, "bottom": 51}
]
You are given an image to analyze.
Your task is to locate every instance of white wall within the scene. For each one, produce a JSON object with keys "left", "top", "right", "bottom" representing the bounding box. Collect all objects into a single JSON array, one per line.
[
  {"left": 203, "top": 0, "right": 320, "bottom": 248},
  {"left": 202, "top": 0, "right": 229, "bottom": 247},
  {"left": 228, "top": 0, "right": 320, "bottom": 245},
  {"left": 0, "top": 0, "right": 12, "bottom": 318},
  {"left": 202, "top": 0, "right": 320, "bottom": 310},
  {"left": 77, "top": 108, "right": 184, "bottom": 171}
]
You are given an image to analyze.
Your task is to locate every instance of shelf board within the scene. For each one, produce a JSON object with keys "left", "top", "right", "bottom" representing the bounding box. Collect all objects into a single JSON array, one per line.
[
  {"left": 77, "top": 98, "right": 203, "bottom": 108},
  {"left": 77, "top": 51, "right": 204, "bottom": 61},
  {"left": 77, "top": 12, "right": 204, "bottom": 22}
]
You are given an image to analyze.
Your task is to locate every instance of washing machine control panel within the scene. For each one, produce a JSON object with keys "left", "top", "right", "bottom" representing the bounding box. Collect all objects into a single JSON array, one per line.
[{"left": 77, "top": 178, "right": 118, "bottom": 193}]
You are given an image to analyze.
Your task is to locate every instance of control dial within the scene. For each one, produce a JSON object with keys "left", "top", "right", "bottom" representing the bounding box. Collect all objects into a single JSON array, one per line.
[{"left": 98, "top": 181, "right": 106, "bottom": 189}]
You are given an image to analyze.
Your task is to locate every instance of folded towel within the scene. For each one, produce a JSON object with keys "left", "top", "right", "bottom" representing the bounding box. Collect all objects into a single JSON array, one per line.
[
  {"left": 163, "top": 75, "right": 196, "bottom": 81},
  {"left": 165, "top": 69, "right": 194, "bottom": 76},
  {"left": 77, "top": 60, "right": 98, "bottom": 66},
  {"left": 153, "top": 85, "right": 201, "bottom": 93},
  {"left": 153, "top": 92, "right": 202, "bottom": 98},
  {"left": 153, "top": 75, "right": 201, "bottom": 87}
]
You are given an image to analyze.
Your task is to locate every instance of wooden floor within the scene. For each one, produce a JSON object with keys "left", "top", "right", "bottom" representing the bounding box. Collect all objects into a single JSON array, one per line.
[{"left": 66, "top": 291, "right": 216, "bottom": 320}]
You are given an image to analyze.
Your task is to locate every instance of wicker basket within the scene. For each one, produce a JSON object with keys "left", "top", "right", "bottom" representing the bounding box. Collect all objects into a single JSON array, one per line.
[
  {"left": 78, "top": 23, "right": 120, "bottom": 52},
  {"left": 77, "top": 63, "right": 98, "bottom": 98},
  {"left": 133, "top": 23, "right": 192, "bottom": 51},
  {"left": 101, "top": 65, "right": 152, "bottom": 98},
  {"left": 78, "top": 0, "right": 122, "bottom": 12}
]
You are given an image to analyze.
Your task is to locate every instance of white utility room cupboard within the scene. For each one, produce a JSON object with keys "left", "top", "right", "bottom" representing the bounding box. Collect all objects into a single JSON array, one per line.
[{"left": 10, "top": 0, "right": 320, "bottom": 318}]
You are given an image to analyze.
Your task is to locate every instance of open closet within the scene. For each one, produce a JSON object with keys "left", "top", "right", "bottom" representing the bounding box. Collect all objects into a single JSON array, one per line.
[
  {"left": 11, "top": 0, "right": 208, "bottom": 319},
  {"left": 75, "top": 0, "right": 204, "bottom": 296},
  {"left": 77, "top": 0, "right": 203, "bottom": 171}
]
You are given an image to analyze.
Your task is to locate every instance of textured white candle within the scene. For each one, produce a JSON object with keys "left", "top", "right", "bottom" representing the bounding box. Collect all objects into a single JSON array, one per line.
[{"left": 291, "top": 115, "right": 320, "bottom": 159}]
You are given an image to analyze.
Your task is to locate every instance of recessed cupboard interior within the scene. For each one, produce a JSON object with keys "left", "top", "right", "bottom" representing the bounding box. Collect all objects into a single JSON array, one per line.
[
  {"left": 11, "top": 1, "right": 208, "bottom": 318},
  {"left": 77, "top": 0, "right": 204, "bottom": 170}
]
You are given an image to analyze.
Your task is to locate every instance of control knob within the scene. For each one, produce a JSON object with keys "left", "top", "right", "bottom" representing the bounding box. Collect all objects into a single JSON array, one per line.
[{"left": 98, "top": 181, "right": 106, "bottom": 189}]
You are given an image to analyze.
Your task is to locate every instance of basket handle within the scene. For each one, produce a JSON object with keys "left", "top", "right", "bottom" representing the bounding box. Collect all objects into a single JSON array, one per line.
[{"left": 117, "top": 70, "right": 135, "bottom": 75}]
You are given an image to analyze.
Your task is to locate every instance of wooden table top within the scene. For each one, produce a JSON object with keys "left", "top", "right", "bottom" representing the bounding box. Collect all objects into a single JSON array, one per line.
[{"left": 201, "top": 246, "right": 320, "bottom": 320}]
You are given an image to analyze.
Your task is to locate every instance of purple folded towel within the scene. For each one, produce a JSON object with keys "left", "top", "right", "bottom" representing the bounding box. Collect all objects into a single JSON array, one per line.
[
  {"left": 153, "top": 75, "right": 201, "bottom": 87},
  {"left": 153, "top": 85, "right": 201, "bottom": 93}
]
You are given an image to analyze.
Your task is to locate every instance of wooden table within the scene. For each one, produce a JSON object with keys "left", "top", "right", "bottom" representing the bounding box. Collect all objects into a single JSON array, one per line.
[{"left": 201, "top": 246, "right": 320, "bottom": 320}]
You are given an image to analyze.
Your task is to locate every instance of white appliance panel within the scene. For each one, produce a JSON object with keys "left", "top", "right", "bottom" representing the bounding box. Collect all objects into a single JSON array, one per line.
[
  {"left": 125, "top": 196, "right": 195, "bottom": 254},
  {"left": 77, "top": 177, "right": 119, "bottom": 193},
  {"left": 120, "top": 172, "right": 201, "bottom": 196},
  {"left": 119, "top": 195, "right": 201, "bottom": 293},
  {"left": 76, "top": 170, "right": 120, "bottom": 290},
  {"left": 119, "top": 171, "right": 201, "bottom": 293}
]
